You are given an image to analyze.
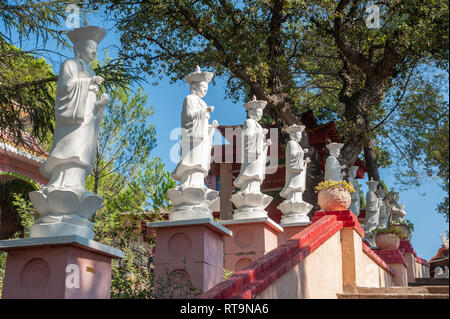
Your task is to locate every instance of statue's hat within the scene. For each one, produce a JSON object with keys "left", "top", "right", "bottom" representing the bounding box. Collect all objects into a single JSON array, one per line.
[
  {"left": 67, "top": 23, "right": 106, "bottom": 45},
  {"left": 184, "top": 66, "right": 214, "bottom": 84},
  {"left": 366, "top": 177, "right": 379, "bottom": 190},
  {"left": 244, "top": 95, "right": 267, "bottom": 111},
  {"left": 326, "top": 142, "right": 344, "bottom": 152},
  {"left": 285, "top": 124, "right": 305, "bottom": 134}
]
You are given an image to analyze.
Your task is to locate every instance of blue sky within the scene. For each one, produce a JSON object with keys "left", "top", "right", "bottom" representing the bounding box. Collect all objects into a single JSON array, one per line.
[{"left": 8, "top": 9, "right": 448, "bottom": 260}]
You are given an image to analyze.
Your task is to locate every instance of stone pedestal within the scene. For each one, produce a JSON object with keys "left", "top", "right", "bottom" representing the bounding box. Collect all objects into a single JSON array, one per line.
[
  {"left": 0, "top": 235, "right": 124, "bottom": 299},
  {"left": 375, "top": 249, "right": 408, "bottom": 286},
  {"left": 277, "top": 222, "right": 310, "bottom": 246},
  {"left": 148, "top": 218, "right": 232, "bottom": 297},
  {"left": 220, "top": 217, "right": 283, "bottom": 272},
  {"left": 312, "top": 209, "right": 364, "bottom": 237}
]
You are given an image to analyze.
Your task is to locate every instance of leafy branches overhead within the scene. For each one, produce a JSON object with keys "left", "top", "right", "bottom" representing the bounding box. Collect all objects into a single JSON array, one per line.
[
  {"left": 96, "top": 0, "right": 448, "bottom": 218},
  {"left": 0, "top": 1, "right": 142, "bottom": 146}
]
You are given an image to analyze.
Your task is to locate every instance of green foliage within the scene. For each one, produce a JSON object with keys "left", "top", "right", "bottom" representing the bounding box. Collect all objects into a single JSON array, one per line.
[
  {"left": 373, "top": 226, "right": 408, "bottom": 240},
  {"left": 0, "top": 251, "right": 6, "bottom": 298},
  {"left": 359, "top": 192, "right": 366, "bottom": 210},
  {"left": 391, "top": 218, "right": 415, "bottom": 233},
  {"left": 0, "top": 0, "right": 70, "bottom": 144},
  {"left": 0, "top": 186, "right": 37, "bottom": 296},
  {"left": 11, "top": 193, "right": 37, "bottom": 237},
  {"left": 0, "top": 2, "right": 143, "bottom": 146},
  {"left": 223, "top": 268, "right": 234, "bottom": 280},
  {"left": 381, "top": 179, "right": 389, "bottom": 196},
  {"left": 152, "top": 265, "right": 202, "bottom": 299},
  {"left": 315, "top": 179, "right": 355, "bottom": 193}
]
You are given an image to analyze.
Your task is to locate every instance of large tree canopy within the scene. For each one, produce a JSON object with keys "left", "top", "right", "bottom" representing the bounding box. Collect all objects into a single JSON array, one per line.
[{"left": 94, "top": 0, "right": 448, "bottom": 215}]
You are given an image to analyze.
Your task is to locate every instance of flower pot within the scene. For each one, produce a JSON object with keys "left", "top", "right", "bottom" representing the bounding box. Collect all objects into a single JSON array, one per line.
[
  {"left": 317, "top": 187, "right": 351, "bottom": 211},
  {"left": 375, "top": 233, "right": 400, "bottom": 250},
  {"left": 397, "top": 225, "right": 411, "bottom": 241}
]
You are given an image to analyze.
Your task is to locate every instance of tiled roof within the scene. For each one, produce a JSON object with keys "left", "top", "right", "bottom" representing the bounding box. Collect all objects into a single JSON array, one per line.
[{"left": 0, "top": 130, "right": 48, "bottom": 161}]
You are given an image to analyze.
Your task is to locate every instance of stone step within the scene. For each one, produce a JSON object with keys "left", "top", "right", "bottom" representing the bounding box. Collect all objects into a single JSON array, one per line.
[
  {"left": 338, "top": 293, "right": 449, "bottom": 299},
  {"left": 356, "top": 286, "right": 449, "bottom": 295},
  {"left": 409, "top": 278, "right": 449, "bottom": 286},
  {"left": 338, "top": 285, "right": 449, "bottom": 299}
]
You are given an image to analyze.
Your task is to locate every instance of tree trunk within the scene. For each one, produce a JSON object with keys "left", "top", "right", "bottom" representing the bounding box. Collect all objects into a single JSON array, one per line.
[{"left": 363, "top": 138, "right": 380, "bottom": 182}]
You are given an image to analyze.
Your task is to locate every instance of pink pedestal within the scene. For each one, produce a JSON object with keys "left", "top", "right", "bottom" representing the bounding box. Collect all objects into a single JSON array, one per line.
[
  {"left": 221, "top": 217, "right": 283, "bottom": 272},
  {"left": 148, "top": 218, "right": 232, "bottom": 296},
  {"left": 277, "top": 222, "right": 310, "bottom": 246},
  {"left": 312, "top": 209, "right": 365, "bottom": 237},
  {"left": 375, "top": 249, "right": 408, "bottom": 286},
  {"left": 399, "top": 240, "right": 418, "bottom": 283},
  {"left": 0, "top": 236, "right": 124, "bottom": 299}
]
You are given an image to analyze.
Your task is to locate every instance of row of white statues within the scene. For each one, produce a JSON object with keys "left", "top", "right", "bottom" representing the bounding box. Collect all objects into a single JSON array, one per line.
[
  {"left": 322, "top": 143, "right": 408, "bottom": 248},
  {"left": 27, "top": 20, "right": 313, "bottom": 240},
  {"left": 27, "top": 22, "right": 408, "bottom": 240},
  {"left": 167, "top": 65, "right": 312, "bottom": 225}
]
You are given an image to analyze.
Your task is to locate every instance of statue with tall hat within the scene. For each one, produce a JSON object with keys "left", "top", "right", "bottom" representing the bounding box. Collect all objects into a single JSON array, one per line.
[
  {"left": 348, "top": 165, "right": 362, "bottom": 217},
  {"left": 28, "top": 21, "right": 109, "bottom": 239},
  {"left": 166, "top": 66, "right": 219, "bottom": 220},
  {"left": 324, "top": 142, "right": 346, "bottom": 182},
  {"left": 231, "top": 96, "right": 272, "bottom": 219},
  {"left": 376, "top": 187, "right": 389, "bottom": 229},
  {"left": 278, "top": 124, "right": 312, "bottom": 225},
  {"left": 363, "top": 178, "right": 380, "bottom": 248}
]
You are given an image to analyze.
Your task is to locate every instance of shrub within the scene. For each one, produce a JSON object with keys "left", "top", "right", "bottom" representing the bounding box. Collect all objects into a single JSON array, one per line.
[
  {"left": 373, "top": 226, "right": 408, "bottom": 240},
  {"left": 314, "top": 180, "right": 355, "bottom": 193}
]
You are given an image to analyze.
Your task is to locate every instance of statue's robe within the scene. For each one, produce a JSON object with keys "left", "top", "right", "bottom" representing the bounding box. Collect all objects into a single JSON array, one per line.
[
  {"left": 378, "top": 198, "right": 388, "bottom": 228},
  {"left": 234, "top": 118, "right": 267, "bottom": 189},
  {"left": 40, "top": 58, "right": 101, "bottom": 178},
  {"left": 349, "top": 177, "right": 361, "bottom": 216},
  {"left": 324, "top": 156, "right": 342, "bottom": 181},
  {"left": 173, "top": 94, "right": 213, "bottom": 181},
  {"left": 365, "top": 190, "right": 380, "bottom": 229},
  {"left": 280, "top": 140, "right": 305, "bottom": 199}
]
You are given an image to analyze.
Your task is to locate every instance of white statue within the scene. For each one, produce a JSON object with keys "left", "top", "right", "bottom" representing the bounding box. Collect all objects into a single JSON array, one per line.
[
  {"left": 363, "top": 178, "right": 380, "bottom": 248},
  {"left": 28, "top": 24, "right": 109, "bottom": 239},
  {"left": 324, "top": 143, "right": 346, "bottom": 182},
  {"left": 278, "top": 124, "right": 313, "bottom": 225},
  {"left": 348, "top": 166, "right": 362, "bottom": 217},
  {"left": 434, "top": 266, "right": 449, "bottom": 279},
  {"left": 440, "top": 233, "right": 449, "bottom": 249},
  {"left": 167, "top": 66, "right": 219, "bottom": 220},
  {"left": 376, "top": 188, "right": 389, "bottom": 229},
  {"left": 231, "top": 96, "right": 272, "bottom": 219},
  {"left": 385, "top": 191, "right": 405, "bottom": 224}
]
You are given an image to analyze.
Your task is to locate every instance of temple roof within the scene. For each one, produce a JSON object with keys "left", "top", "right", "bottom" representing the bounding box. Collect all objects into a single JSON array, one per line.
[
  {"left": 429, "top": 247, "right": 449, "bottom": 263},
  {"left": 0, "top": 130, "right": 48, "bottom": 162}
]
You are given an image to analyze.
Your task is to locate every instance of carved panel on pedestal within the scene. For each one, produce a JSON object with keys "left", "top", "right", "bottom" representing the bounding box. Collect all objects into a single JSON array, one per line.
[
  {"left": 20, "top": 258, "right": 51, "bottom": 293},
  {"left": 168, "top": 232, "right": 192, "bottom": 258}
]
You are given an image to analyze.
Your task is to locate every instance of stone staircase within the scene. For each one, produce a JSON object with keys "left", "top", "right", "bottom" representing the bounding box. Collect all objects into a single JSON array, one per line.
[
  {"left": 408, "top": 277, "right": 449, "bottom": 286},
  {"left": 337, "top": 285, "right": 449, "bottom": 299}
]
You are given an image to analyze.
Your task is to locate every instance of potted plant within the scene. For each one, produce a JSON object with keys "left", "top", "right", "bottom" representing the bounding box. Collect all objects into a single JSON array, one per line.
[
  {"left": 373, "top": 226, "right": 408, "bottom": 250},
  {"left": 315, "top": 180, "right": 355, "bottom": 211},
  {"left": 391, "top": 219, "right": 414, "bottom": 241}
]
